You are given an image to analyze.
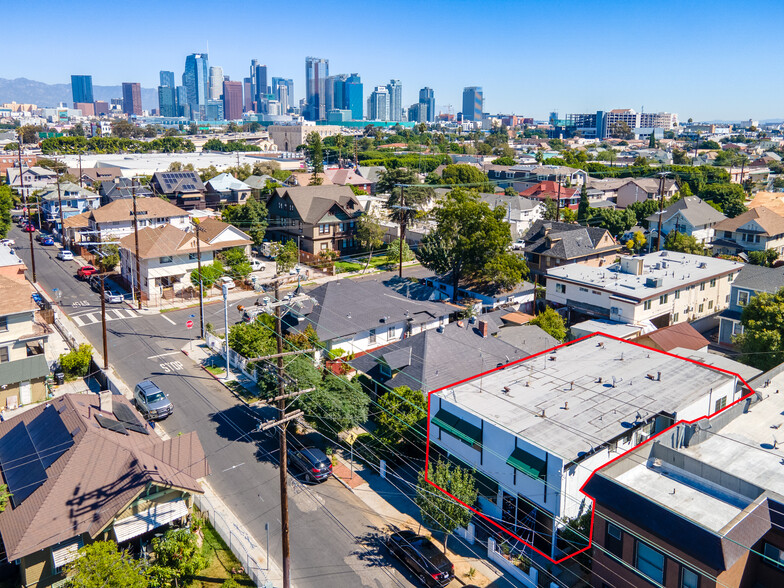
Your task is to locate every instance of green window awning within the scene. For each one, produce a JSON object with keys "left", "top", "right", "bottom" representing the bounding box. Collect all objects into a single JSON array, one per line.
[
  {"left": 507, "top": 447, "right": 547, "bottom": 481},
  {"left": 432, "top": 409, "right": 482, "bottom": 449}
]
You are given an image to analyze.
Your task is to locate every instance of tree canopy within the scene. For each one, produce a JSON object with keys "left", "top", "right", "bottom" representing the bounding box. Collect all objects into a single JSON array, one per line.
[
  {"left": 530, "top": 307, "right": 567, "bottom": 341},
  {"left": 66, "top": 541, "right": 148, "bottom": 588},
  {"left": 275, "top": 240, "right": 299, "bottom": 273},
  {"left": 440, "top": 164, "right": 492, "bottom": 191},
  {"left": 376, "top": 385, "right": 426, "bottom": 445},
  {"left": 221, "top": 197, "right": 268, "bottom": 246},
  {"left": 294, "top": 376, "right": 370, "bottom": 434},
  {"left": 735, "top": 288, "right": 784, "bottom": 371},
  {"left": 699, "top": 184, "right": 747, "bottom": 218},
  {"left": 664, "top": 231, "right": 707, "bottom": 255}
]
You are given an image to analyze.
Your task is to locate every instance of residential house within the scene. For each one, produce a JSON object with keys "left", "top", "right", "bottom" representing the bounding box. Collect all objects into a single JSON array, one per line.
[
  {"left": 357, "top": 165, "right": 386, "bottom": 194},
  {"left": 583, "top": 178, "right": 628, "bottom": 206},
  {"left": 718, "top": 264, "right": 784, "bottom": 345},
  {"left": 350, "top": 319, "right": 527, "bottom": 399},
  {"left": 74, "top": 197, "right": 191, "bottom": 245},
  {"left": 194, "top": 217, "right": 252, "bottom": 256},
  {"left": 725, "top": 165, "right": 770, "bottom": 191},
  {"left": 284, "top": 279, "right": 451, "bottom": 355},
  {"left": 615, "top": 178, "right": 678, "bottom": 209},
  {"left": 324, "top": 168, "right": 374, "bottom": 194},
  {"left": 429, "top": 335, "right": 746, "bottom": 559},
  {"left": 569, "top": 319, "right": 645, "bottom": 341},
  {"left": 99, "top": 176, "right": 154, "bottom": 206},
  {"left": 0, "top": 276, "right": 50, "bottom": 409},
  {"left": 118, "top": 224, "right": 219, "bottom": 305},
  {"left": 0, "top": 243, "right": 27, "bottom": 282},
  {"left": 66, "top": 166, "right": 122, "bottom": 189},
  {"left": 266, "top": 185, "right": 363, "bottom": 255},
  {"left": 486, "top": 164, "right": 588, "bottom": 193},
  {"left": 284, "top": 171, "right": 333, "bottom": 186},
  {"left": 632, "top": 321, "right": 710, "bottom": 353},
  {"left": 521, "top": 220, "right": 621, "bottom": 282},
  {"left": 244, "top": 174, "right": 280, "bottom": 202},
  {"left": 519, "top": 181, "right": 579, "bottom": 210},
  {"left": 0, "top": 154, "right": 36, "bottom": 175},
  {"left": 711, "top": 206, "right": 784, "bottom": 256},
  {"left": 423, "top": 275, "right": 536, "bottom": 312},
  {"left": 644, "top": 196, "right": 727, "bottom": 245},
  {"left": 546, "top": 252, "right": 744, "bottom": 328},
  {"left": 6, "top": 166, "right": 57, "bottom": 200},
  {"left": 478, "top": 193, "right": 543, "bottom": 237},
  {"left": 0, "top": 392, "right": 208, "bottom": 588},
  {"left": 204, "top": 173, "right": 251, "bottom": 208},
  {"left": 150, "top": 171, "right": 206, "bottom": 210},
  {"left": 583, "top": 367, "right": 784, "bottom": 588},
  {"left": 36, "top": 182, "right": 100, "bottom": 235}
]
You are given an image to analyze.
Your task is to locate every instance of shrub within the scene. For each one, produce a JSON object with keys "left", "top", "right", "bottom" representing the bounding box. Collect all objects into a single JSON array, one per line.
[{"left": 59, "top": 344, "right": 93, "bottom": 377}]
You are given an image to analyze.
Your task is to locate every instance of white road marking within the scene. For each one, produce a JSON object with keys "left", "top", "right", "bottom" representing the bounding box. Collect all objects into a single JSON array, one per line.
[
  {"left": 161, "top": 314, "right": 176, "bottom": 325},
  {"left": 71, "top": 308, "right": 140, "bottom": 327},
  {"left": 159, "top": 360, "right": 184, "bottom": 373},
  {"left": 147, "top": 351, "right": 181, "bottom": 360}
]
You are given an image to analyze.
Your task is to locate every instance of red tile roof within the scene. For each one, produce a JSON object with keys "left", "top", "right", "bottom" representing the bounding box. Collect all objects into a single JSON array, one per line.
[{"left": 519, "top": 181, "right": 579, "bottom": 209}]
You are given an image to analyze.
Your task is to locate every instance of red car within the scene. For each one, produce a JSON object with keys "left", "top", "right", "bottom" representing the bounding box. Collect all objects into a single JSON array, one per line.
[
  {"left": 77, "top": 265, "right": 97, "bottom": 280},
  {"left": 22, "top": 224, "right": 35, "bottom": 233}
]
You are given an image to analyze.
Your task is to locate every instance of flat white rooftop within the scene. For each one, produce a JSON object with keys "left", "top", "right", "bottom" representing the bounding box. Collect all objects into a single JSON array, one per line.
[
  {"left": 437, "top": 336, "right": 735, "bottom": 462},
  {"left": 547, "top": 251, "right": 743, "bottom": 300},
  {"left": 59, "top": 153, "right": 301, "bottom": 176}
]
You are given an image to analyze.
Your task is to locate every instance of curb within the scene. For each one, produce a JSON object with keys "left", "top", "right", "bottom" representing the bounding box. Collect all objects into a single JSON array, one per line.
[{"left": 182, "top": 345, "right": 257, "bottom": 408}]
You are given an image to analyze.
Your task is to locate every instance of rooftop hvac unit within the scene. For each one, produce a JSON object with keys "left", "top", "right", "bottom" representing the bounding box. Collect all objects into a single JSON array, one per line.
[{"left": 645, "top": 277, "right": 663, "bottom": 288}]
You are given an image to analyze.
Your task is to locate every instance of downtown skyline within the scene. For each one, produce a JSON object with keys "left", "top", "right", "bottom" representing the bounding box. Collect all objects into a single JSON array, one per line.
[{"left": 4, "top": 0, "right": 784, "bottom": 120}]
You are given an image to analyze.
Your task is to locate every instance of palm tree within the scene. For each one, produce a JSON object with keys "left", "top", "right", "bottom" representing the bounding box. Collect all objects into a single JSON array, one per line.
[{"left": 335, "top": 134, "right": 345, "bottom": 167}]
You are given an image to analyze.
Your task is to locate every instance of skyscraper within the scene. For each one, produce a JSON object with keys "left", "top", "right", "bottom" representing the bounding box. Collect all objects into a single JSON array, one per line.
[
  {"left": 254, "top": 64, "right": 268, "bottom": 111},
  {"left": 249, "top": 59, "right": 259, "bottom": 98},
  {"left": 305, "top": 56, "right": 329, "bottom": 121},
  {"left": 419, "top": 87, "right": 435, "bottom": 123},
  {"left": 209, "top": 66, "right": 224, "bottom": 101},
  {"left": 176, "top": 86, "right": 189, "bottom": 118},
  {"left": 71, "top": 75, "right": 94, "bottom": 104},
  {"left": 223, "top": 81, "right": 243, "bottom": 121},
  {"left": 272, "top": 77, "right": 293, "bottom": 113},
  {"left": 183, "top": 53, "right": 210, "bottom": 120},
  {"left": 386, "top": 80, "right": 403, "bottom": 122},
  {"left": 345, "top": 74, "right": 363, "bottom": 120},
  {"left": 325, "top": 74, "right": 348, "bottom": 113},
  {"left": 368, "top": 86, "right": 389, "bottom": 121},
  {"left": 122, "top": 83, "right": 142, "bottom": 115},
  {"left": 462, "top": 86, "right": 483, "bottom": 122},
  {"left": 159, "top": 71, "right": 175, "bottom": 88},
  {"left": 243, "top": 78, "right": 253, "bottom": 112}
]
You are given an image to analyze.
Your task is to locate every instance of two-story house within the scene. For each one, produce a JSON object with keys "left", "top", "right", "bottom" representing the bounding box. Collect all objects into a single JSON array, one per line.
[
  {"left": 0, "top": 243, "right": 28, "bottom": 282},
  {"left": 76, "top": 197, "right": 191, "bottom": 244},
  {"left": 645, "top": 196, "right": 727, "bottom": 245},
  {"left": 718, "top": 264, "right": 784, "bottom": 345},
  {"left": 0, "top": 392, "right": 209, "bottom": 588},
  {"left": 0, "top": 276, "right": 50, "bottom": 409},
  {"left": 118, "top": 224, "right": 219, "bottom": 305},
  {"left": 711, "top": 206, "right": 784, "bottom": 256},
  {"left": 267, "top": 185, "right": 363, "bottom": 256},
  {"left": 429, "top": 335, "right": 745, "bottom": 560},
  {"left": 546, "top": 252, "right": 744, "bottom": 328},
  {"left": 486, "top": 164, "right": 587, "bottom": 193},
  {"left": 99, "top": 176, "right": 154, "bottom": 206},
  {"left": 479, "top": 193, "right": 543, "bottom": 237},
  {"left": 284, "top": 279, "right": 451, "bottom": 355},
  {"left": 521, "top": 220, "right": 621, "bottom": 282},
  {"left": 520, "top": 181, "right": 579, "bottom": 210},
  {"left": 615, "top": 178, "right": 678, "bottom": 209},
  {"left": 150, "top": 170, "right": 206, "bottom": 210},
  {"left": 36, "top": 182, "right": 100, "bottom": 236},
  {"left": 67, "top": 166, "right": 122, "bottom": 189},
  {"left": 204, "top": 173, "right": 251, "bottom": 208},
  {"left": 5, "top": 165, "right": 57, "bottom": 200}
]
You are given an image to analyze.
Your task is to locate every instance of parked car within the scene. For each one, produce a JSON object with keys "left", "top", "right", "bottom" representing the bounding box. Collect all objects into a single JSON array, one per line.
[
  {"left": 250, "top": 258, "right": 266, "bottom": 272},
  {"left": 104, "top": 290, "right": 124, "bottom": 304},
  {"left": 133, "top": 380, "right": 173, "bottom": 420},
  {"left": 219, "top": 276, "right": 235, "bottom": 290},
  {"left": 11, "top": 214, "right": 21, "bottom": 223},
  {"left": 40, "top": 236, "right": 54, "bottom": 246},
  {"left": 387, "top": 530, "right": 454, "bottom": 588},
  {"left": 89, "top": 274, "right": 103, "bottom": 292},
  {"left": 287, "top": 446, "right": 332, "bottom": 483},
  {"left": 22, "top": 224, "right": 35, "bottom": 233},
  {"left": 57, "top": 250, "right": 74, "bottom": 261},
  {"left": 77, "top": 265, "right": 97, "bottom": 279},
  {"left": 1, "top": 239, "right": 14, "bottom": 246}
]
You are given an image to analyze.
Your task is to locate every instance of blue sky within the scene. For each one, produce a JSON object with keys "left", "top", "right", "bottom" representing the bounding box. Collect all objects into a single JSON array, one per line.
[{"left": 8, "top": 0, "right": 784, "bottom": 120}]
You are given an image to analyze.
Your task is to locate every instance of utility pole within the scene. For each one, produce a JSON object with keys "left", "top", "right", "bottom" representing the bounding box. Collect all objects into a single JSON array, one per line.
[
  {"left": 222, "top": 284, "right": 230, "bottom": 378},
  {"left": 193, "top": 219, "right": 205, "bottom": 339},
  {"left": 78, "top": 152, "right": 83, "bottom": 188},
  {"left": 398, "top": 185, "right": 405, "bottom": 278},
  {"left": 99, "top": 275, "right": 109, "bottom": 370},
  {"left": 131, "top": 179, "right": 142, "bottom": 309},
  {"left": 655, "top": 172, "right": 668, "bottom": 252},
  {"left": 18, "top": 136, "right": 37, "bottom": 282},
  {"left": 56, "top": 176, "right": 66, "bottom": 248},
  {"left": 555, "top": 175, "right": 562, "bottom": 222},
  {"left": 274, "top": 281, "right": 291, "bottom": 588}
]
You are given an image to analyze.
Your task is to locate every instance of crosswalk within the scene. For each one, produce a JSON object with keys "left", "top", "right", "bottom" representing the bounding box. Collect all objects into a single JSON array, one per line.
[{"left": 70, "top": 308, "right": 141, "bottom": 327}]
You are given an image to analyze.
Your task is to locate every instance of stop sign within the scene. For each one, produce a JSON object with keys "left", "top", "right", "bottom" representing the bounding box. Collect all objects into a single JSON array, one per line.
[{"left": 186, "top": 320, "right": 194, "bottom": 329}]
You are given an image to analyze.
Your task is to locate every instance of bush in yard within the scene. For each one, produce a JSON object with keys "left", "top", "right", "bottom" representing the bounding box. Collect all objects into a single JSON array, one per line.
[
  {"left": 66, "top": 541, "right": 148, "bottom": 588},
  {"left": 59, "top": 344, "right": 93, "bottom": 377}
]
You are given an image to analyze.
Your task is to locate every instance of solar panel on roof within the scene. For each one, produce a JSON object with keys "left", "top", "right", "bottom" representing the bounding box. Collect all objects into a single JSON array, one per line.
[
  {"left": 95, "top": 414, "right": 128, "bottom": 435},
  {"left": 113, "top": 403, "right": 149, "bottom": 435},
  {"left": 27, "top": 405, "right": 75, "bottom": 469},
  {"left": 0, "top": 422, "right": 48, "bottom": 507}
]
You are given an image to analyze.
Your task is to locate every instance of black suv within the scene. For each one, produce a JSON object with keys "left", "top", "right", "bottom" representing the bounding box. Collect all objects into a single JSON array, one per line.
[
  {"left": 387, "top": 530, "right": 454, "bottom": 587},
  {"left": 287, "top": 446, "right": 332, "bottom": 483}
]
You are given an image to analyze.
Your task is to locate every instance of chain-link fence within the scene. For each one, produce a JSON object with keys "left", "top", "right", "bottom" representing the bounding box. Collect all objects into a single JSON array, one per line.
[{"left": 194, "top": 493, "right": 273, "bottom": 587}]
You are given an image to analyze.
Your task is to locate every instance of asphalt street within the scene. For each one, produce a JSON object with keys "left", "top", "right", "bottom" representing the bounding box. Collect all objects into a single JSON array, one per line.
[{"left": 11, "top": 225, "right": 423, "bottom": 588}]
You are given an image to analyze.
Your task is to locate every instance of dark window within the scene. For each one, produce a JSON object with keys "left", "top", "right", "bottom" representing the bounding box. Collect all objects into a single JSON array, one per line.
[
  {"left": 0, "top": 316, "right": 7, "bottom": 332},
  {"left": 606, "top": 522, "right": 623, "bottom": 558},
  {"left": 681, "top": 567, "right": 699, "bottom": 588},
  {"left": 635, "top": 540, "right": 665, "bottom": 584},
  {"left": 0, "top": 347, "right": 8, "bottom": 363},
  {"left": 763, "top": 542, "right": 784, "bottom": 570}
]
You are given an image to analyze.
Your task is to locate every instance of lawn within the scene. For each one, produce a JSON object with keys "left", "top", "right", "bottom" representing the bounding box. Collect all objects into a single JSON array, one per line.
[
  {"left": 334, "top": 254, "right": 391, "bottom": 274},
  {"left": 205, "top": 365, "right": 225, "bottom": 376},
  {"left": 189, "top": 519, "right": 254, "bottom": 587}
]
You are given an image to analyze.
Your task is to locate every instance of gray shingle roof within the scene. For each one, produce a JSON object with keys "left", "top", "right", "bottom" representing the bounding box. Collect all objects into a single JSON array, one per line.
[
  {"left": 287, "top": 279, "right": 449, "bottom": 341},
  {"left": 272, "top": 185, "right": 361, "bottom": 224},
  {"left": 522, "top": 220, "right": 620, "bottom": 260},
  {"left": 731, "top": 264, "right": 784, "bottom": 294},
  {"left": 644, "top": 197, "right": 726, "bottom": 227},
  {"left": 495, "top": 325, "right": 559, "bottom": 355}
]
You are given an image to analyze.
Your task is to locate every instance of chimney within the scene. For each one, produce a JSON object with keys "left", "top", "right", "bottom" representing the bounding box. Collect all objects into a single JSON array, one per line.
[
  {"left": 99, "top": 390, "right": 113, "bottom": 414},
  {"left": 478, "top": 320, "right": 488, "bottom": 338}
]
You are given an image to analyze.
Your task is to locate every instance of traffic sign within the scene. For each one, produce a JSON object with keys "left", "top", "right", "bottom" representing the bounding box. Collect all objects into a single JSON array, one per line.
[{"left": 186, "top": 320, "right": 194, "bottom": 329}]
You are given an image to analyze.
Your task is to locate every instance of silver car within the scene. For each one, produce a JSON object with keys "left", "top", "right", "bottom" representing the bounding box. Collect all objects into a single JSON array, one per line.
[
  {"left": 133, "top": 380, "right": 173, "bottom": 420},
  {"left": 104, "top": 290, "right": 124, "bottom": 304}
]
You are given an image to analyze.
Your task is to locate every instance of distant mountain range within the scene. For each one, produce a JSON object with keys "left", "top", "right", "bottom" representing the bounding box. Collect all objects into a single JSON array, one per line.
[{"left": 0, "top": 78, "right": 158, "bottom": 111}]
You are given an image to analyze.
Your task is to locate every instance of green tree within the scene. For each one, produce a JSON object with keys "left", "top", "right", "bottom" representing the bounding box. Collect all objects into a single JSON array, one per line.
[
  {"left": 530, "top": 307, "right": 567, "bottom": 341},
  {"left": 633, "top": 156, "right": 649, "bottom": 167},
  {"left": 700, "top": 184, "right": 747, "bottom": 217},
  {"left": 294, "top": 376, "right": 370, "bottom": 434},
  {"left": 577, "top": 185, "right": 591, "bottom": 225},
  {"left": 504, "top": 186, "right": 518, "bottom": 196},
  {"left": 664, "top": 231, "right": 706, "bottom": 255},
  {"left": 609, "top": 121, "right": 633, "bottom": 140},
  {"left": 190, "top": 260, "right": 224, "bottom": 291},
  {"left": 418, "top": 189, "right": 527, "bottom": 301},
  {"left": 747, "top": 249, "right": 779, "bottom": 267},
  {"left": 735, "top": 289, "right": 784, "bottom": 370},
  {"left": 492, "top": 156, "right": 516, "bottom": 166},
  {"left": 335, "top": 133, "right": 346, "bottom": 164},
  {"left": 0, "top": 185, "right": 13, "bottom": 238},
  {"left": 66, "top": 541, "right": 148, "bottom": 588},
  {"left": 379, "top": 168, "right": 434, "bottom": 232},
  {"left": 59, "top": 344, "right": 93, "bottom": 377},
  {"left": 673, "top": 148, "right": 690, "bottom": 165},
  {"left": 542, "top": 196, "right": 558, "bottom": 220},
  {"left": 284, "top": 355, "right": 321, "bottom": 390},
  {"left": 415, "top": 459, "right": 478, "bottom": 552},
  {"left": 228, "top": 314, "right": 276, "bottom": 358},
  {"left": 0, "top": 484, "right": 10, "bottom": 512},
  {"left": 275, "top": 239, "right": 299, "bottom": 273},
  {"left": 306, "top": 132, "right": 324, "bottom": 185},
  {"left": 376, "top": 385, "right": 426, "bottom": 445},
  {"left": 150, "top": 528, "right": 207, "bottom": 587},
  {"left": 648, "top": 133, "right": 657, "bottom": 148},
  {"left": 97, "top": 245, "right": 119, "bottom": 273},
  {"left": 590, "top": 208, "right": 637, "bottom": 237},
  {"left": 221, "top": 198, "right": 268, "bottom": 246},
  {"left": 386, "top": 238, "right": 414, "bottom": 265},
  {"left": 441, "top": 164, "right": 492, "bottom": 191},
  {"left": 356, "top": 211, "right": 386, "bottom": 269}
]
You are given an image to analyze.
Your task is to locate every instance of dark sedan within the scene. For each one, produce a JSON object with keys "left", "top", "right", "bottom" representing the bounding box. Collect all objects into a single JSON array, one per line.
[
  {"left": 387, "top": 530, "right": 454, "bottom": 587},
  {"left": 287, "top": 447, "right": 332, "bottom": 483}
]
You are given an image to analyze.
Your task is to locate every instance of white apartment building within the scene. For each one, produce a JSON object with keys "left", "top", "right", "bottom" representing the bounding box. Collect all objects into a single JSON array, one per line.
[{"left": 546, "top": 252, "right": 744, "bottom": 328}]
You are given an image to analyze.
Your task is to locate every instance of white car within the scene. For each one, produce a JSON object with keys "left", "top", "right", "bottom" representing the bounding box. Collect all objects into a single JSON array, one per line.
[
  {"left": 219, "top": 276, "right": 236, "bottom": 290},
  {"left": 250, "top": 258, "right": 266, "bottom": 272},
  {"left": 57, "top": 250, "right": 74, "bottom": 261},
  {"left": 104, "top": 290, "right": 124, "bottom": 304}
]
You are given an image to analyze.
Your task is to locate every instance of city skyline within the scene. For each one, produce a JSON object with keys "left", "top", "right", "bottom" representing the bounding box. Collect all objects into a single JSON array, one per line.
[{"left": 5, "top": 0, "right": 784, "bottom": 120}]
